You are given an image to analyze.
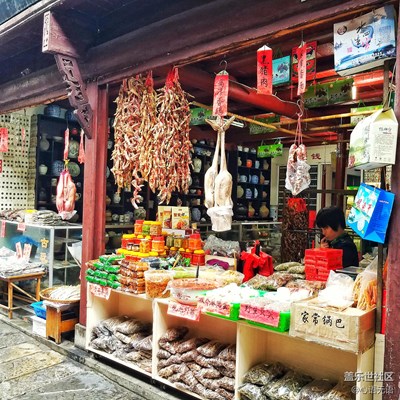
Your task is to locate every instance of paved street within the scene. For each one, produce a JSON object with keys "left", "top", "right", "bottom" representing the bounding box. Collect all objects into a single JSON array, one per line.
[{"left": 0, "top": 317, "right": 189, "bottom": 400}]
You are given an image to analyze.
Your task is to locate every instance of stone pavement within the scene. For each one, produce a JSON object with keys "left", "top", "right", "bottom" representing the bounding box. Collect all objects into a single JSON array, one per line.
[{"left": 0, "top": 315, "right": 193, "bottom": 400}]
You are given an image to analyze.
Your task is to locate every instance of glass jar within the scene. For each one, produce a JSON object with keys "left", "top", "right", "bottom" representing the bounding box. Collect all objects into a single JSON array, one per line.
[
  {"left": 142, "top": 221, "right": 152, "bottom": 236},
  {"left": 169, "top": 247, "right": 178, "bottom": 257},
  {"left": 150, "top": 221, "right": 162, "bottom": 236},
  {"left": 134, "top": 220, "right": 144, "bottom": 235},
  {"left": 192, "top": 249, "right": 205, "bottom": 266},
  {"left": 152, "top": 236, "right": 165, "bottom": 253},
  {"left": 189, "top": 233, "right": 202, "bottom": 251},
  {"left": 166, "top": 235, "right": 174, "bottom": 248},
  {"left": 174, "top": 236, "right": 183, "bottom": 249},
  {"left": 140, "top": 239, "right": 151, "bottom": 253}
]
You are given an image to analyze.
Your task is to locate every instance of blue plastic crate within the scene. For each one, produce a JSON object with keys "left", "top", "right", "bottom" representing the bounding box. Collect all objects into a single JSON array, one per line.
[{"left": 31, "top": 301, "right": 46, "bottom": 319}]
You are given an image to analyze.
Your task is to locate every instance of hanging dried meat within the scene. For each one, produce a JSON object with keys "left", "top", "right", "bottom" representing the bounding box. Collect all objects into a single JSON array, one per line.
[
  {"left": 153, "top": 68, "right": 192, "bottom": 204},
  {"left": 111, "top": 68, "right": 191, "bottom": 206}
]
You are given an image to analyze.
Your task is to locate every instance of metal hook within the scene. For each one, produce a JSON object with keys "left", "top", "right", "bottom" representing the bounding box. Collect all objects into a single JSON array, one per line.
[
  {"left": 219, "top": 59, "right": 228, "bottom": 72},
  {"left": 297, "top": 99, "right": 304, "bottom": 117}
]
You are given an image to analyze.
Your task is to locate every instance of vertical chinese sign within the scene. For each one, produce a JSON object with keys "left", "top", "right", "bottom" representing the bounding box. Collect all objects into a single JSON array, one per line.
[
  {"left": 292, "top": 41, "right": 317, "bottom": 96},
  {"left": 257, "top": 45, "right": 273, "bottom": 95},
  {"left": 213, "top": 71, "right": 229, "bottom": 116}
]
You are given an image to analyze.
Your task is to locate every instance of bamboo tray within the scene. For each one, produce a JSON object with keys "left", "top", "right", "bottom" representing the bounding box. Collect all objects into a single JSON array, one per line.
[{"left": 40, "top": 285, "right": 80, "bottom": 304}]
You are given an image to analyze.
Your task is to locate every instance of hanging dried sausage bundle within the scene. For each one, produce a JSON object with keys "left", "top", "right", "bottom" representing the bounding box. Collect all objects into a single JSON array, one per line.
[{"left": 153, "top": 67, "right": 192, "bottom": 204}]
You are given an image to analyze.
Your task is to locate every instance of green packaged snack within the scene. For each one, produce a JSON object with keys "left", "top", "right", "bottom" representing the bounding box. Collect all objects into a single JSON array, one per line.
[
  {"left": 97, "top": 278, "right": 107, "bottom": 286},
  {"left": 86, "top": 275, "right": 96, "bottom": 283},
  {"left": 99, "top": 254, "right": 125, "bottom": 265},
  {"left": 93, "top": 261, "right": 105, "bottom": 270},
  {"left": 104, "top": 265, "right": 120, "bottom": 274},
  {"left": 107, "top": 280, "right": 121, "bottom": 289},
  {"left": 107, "top": 273, "right": 119, "bottom": 282},
  {"left": 86, "top": 269, "right": 95, "bottom": 276}
]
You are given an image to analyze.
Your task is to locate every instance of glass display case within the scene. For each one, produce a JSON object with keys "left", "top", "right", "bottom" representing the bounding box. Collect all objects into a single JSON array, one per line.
[{"left": 0, "top": 220, "right": 82, "bottom": 287}]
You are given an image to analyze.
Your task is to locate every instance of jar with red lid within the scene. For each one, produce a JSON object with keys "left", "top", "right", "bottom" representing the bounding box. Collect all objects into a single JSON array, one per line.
[
  {"left": 134, "top": 220, "right": 144, "bottom": 235},
  {"left": 183, "top": 249, "right": 193, "bottom": 261},
  {"left": 152, "top": 236, "right": 165, "bottom": 253},
  {"left": 189, "top": 233, "right": 202, "bottom": 251},
  {"left": 192, "top": 249, "right": 205, "bottom": 266}
]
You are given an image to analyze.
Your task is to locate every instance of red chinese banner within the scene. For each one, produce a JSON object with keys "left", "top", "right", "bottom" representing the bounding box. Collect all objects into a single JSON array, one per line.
[
  {"left": 291, "top": 41, "right": 317, "bottom": 83},
  {"left": 296, "top": 44, "right": 307, "bottom": 95},
  {"left": 213, "top": 71, "right": 229, "bottom": 116},
  {"left": 64, "top": 128, "right": 70, "bottom": 160},
  {"left": 257, "top": 45, "right": 273, "bottom": 95},
  {"left": 0, "top": 128, "right": 9, "bottom": 152}
]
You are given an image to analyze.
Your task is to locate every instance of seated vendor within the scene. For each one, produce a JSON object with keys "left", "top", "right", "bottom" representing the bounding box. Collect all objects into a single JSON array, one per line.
[{"left": 316, "top": 206, "right": 359, "bottom": 267}]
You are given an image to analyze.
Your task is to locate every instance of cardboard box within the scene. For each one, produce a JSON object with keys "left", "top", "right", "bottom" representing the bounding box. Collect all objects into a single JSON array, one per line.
[
  {"left": 31, "top": 315, "right": 46, "bottom": 338},
  {"left": 171, "top": 207, "right": 190, "bottom": 230},
  {"left": 157, "top": 206, "right": 172, "bottom": 229},
  {"left": 334, "top": 5, "right": 396, "bottom": 76},
  {"left": 290, "top": 298, "right": 375, "bottom": 353},
  {"left": 348, "top": 108, "right": 398, "bottom": 170}
]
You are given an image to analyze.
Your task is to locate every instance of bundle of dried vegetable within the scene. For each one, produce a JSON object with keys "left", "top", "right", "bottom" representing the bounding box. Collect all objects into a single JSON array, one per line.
[{"left": 153, "top": 68, "right": 192, "bottom": 204}]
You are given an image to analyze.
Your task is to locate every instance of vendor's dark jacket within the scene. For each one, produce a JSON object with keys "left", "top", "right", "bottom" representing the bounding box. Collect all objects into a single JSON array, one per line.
[{"left": 328, "top": 233, "right": 359, "bottom": 267}]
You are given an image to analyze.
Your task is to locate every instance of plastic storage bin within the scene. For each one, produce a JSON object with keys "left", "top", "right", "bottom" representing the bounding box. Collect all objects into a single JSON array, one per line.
[{"left": 31, "top": 301, "right": 46, "bottom": 319}]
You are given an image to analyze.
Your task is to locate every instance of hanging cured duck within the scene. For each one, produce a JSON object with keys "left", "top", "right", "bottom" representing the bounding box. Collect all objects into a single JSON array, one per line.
[{"left": 56, "top": 168, "right": 77, "bottom": 220}]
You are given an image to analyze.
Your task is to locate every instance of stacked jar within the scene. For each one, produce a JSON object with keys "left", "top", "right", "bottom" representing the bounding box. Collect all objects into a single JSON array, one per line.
[
  {"left": 139, "top": 235, "right": 151, "bottom": 253},
  {"left": 134, "top": 220, "right": 144, "bottom": 235},
  {"left": 189, "top": 233, "right": 202, "bottom": 251},
  {"left": 142, "top": 221, "right": 152, "bottom": 236},
  {"left": 150, "top": 221, "right": 162, "bottom": 236},
  {"left": 152, "top": 236, "right": 165, "bottom": 253},
  {"left": 192, "top": 249, "right": 205, "bottom": 266}
]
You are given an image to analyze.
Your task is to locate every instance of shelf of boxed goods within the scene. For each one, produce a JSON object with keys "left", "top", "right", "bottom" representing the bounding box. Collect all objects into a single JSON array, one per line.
[{"left": 86, "top": 286, "right": 375, "bottom": 400}]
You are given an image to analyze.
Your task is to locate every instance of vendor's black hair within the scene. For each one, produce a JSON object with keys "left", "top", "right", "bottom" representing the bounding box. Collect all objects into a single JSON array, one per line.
[{"left": 315, "top": 206, "right": 346, "bottom": 231}]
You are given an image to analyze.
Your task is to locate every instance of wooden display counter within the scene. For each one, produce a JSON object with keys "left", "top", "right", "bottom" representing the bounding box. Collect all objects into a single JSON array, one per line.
[{"left": 86, "top": 285, "right": 375, "bottom": 400}]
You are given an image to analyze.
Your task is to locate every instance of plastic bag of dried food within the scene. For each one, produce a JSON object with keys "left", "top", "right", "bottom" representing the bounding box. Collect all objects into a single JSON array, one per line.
[
  {"left": 216, "top": 365, "right": 235, "bottom": 378},
  {"left": 194, "top": 366, "right": 221, "bottom": 379},
  {"left": 218, "top": 376, "right": 235, "bottom": 392},
  {"left": 320, "top": 381, "right": 355, "bottom": 400},
  {"left": 238, "top": 383, "right": 268, "bottom": 400},
  {"left": 91, "top": 326, "right": 104, "bottom": 338},
  {"left": 158, "top": 340, "right": 181, "bottom": 354},
  {"left": 101, "top": 315, "right": 129, "bottom": 333},
  {"left": 116, "top": 319, "right": 152, "bottom": 335},
  {"left": 218, "top": 343, "right": 236, "bottom": 361},
  {"left": 136, "top": 335, "right": 152, "bottom": 352},
  {"left": 181, "top": 349, "right": 198, "bottom": 362},
  {"left": 263, "top": 370, "right": 313, "bottom": 400},
  {"left": 179, "top": 369, "right": 199, "bottom": 389},
  {"left": 125, "top": 351, "right": 143, "bottom": 362},
  {"left": 285, "top": 280, "right": 326, "bottom": 295},
  {"left": 157, "top": 349, "right": 171, "bottom": 359},
  {"left": 187, "top": 362, "right": 202, "bottom": 372},
  {"left": 290, "top": 273, "right": 306, "bottom": 280},
  {"left": 197, "top": 340, "right": 227, "bottom": 357},
  {"left": 113, "top": 331, "right": 131, "bottom": 344},
  {"left": 159, "top": 326, "right": 189, "bottom": 343},
  {"left": 175, "top": 337, "right": 210, "bottom": 353},
  {"left": 287, "top": 264, "right": 305, "bottom": 274},
  {"left": 90, "top": 337, "right": 109, "bottom": 351},
  {"left": 195, "top": 354, "right": 213, "bottom": 368},
  {"left": 112, "top": 348, "right": 129, "bottom": 360},
  {"left": 137, "top": 358, "right": 152, "bottom": 373},
  {"left": 244, "top": 274, "right": 271, "bottom": 290},
  {"left": 129, "top": 333, "right": 149, "bottom": 349},
  {"left": 159, "top": 354, "right": 182, "bottom": 367},
  {"left": 138, "top": 350, "right": 152, "bottom": 359},
  {"left": 175, "top": 382, "right": 191, "bottom": 392},
  {"left": 216, "top": 387, "right": 234, "bottom": 400},
  {"left": 275, "top": 262, "right": 302, "bottom": 271},
  {"left": 193, "top": 383, "right": 226, "bottom": 400},
  {"left": 298, "top": 379, "right": 335, "bottom": 400},
  {"left": 158, "top": 364, "right": 182, "bottom": 378},
  {"left": 264, "top": 272, "right": 295, "bottom": 290}
]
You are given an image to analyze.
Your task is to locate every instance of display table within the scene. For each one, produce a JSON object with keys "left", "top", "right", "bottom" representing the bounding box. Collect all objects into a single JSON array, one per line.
[
  {"left": 0, "top": 271, "right": 45, "bottom": 319},
  {"left": 45, "top": 302, "right": 79, "bottom": 344}
]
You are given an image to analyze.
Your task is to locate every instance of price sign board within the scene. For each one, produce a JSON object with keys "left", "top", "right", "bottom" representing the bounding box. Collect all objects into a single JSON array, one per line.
[
  {"left": 239, "top": 304, "right": 281, "bottom": 327},
  {"left": 167, "top": 301, "right": 201, "bottom": 321},
  {"left": 198, "top": 297, "right": 231, "bottom": 316},
  {"left": 90, "top": 283, "right": 111, "bottom": 300}
]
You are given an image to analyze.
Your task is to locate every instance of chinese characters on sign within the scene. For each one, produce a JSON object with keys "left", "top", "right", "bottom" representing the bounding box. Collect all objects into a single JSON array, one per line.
[
  {"left": 198, "top": 297, "right": 231, "bottom": 316},
  {"left": 213, "top": 71, "right": 229, "bottom": 117},
  {"left": 257, "top": 45, "right": 273, "bottom": 95},
  {"left": 296, "top": 43, "right": 307, "bottom": 96},
  {"left": 90, "top": 283, "right": 111, "bottom": 300},
  {"left": 301, "top": 310, "right": 346, "bottom": 329},
  {"left": 239, "top": 304, "right": 281, "bottom": 327},
  {"left": 167, "top": 301, "right": 201, "bottom": 321}
]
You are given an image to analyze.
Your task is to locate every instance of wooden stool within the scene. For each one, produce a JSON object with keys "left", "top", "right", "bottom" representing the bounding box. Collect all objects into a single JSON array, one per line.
[
  {"left": 45, "top": 303, "right": 79, "bottom": 344},
  {"left": 0, "top": 272, "right": 44, "bottom": 319}
]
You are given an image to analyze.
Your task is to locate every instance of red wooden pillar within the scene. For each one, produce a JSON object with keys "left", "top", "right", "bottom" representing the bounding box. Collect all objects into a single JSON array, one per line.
[
  {"left": 383, "top": 2, "right": 400, "bottom": 397},
  {"left": 79, "top": 83, "right": 108, "bottom": 325}
]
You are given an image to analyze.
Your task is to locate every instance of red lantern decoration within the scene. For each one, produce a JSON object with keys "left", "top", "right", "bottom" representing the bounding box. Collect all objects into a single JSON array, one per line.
[
  {"left": 213, "top": 71, "right": 229, "bottom": 116},
  {"left": 257, "top": 45, "right": 273, "bottom": 95}
]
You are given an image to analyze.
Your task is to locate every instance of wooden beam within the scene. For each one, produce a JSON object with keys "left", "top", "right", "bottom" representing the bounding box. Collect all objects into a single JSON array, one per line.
[
  {"left": 80, "top": 82, "right": 108, "bottom": 326},
  {"left": 54, "top": 54, "right": 93, "bottom": 138},
  {"left": 383, "top": 3, "right": 400, "bottom": 398},
  {"left": 42, "top": 11, "right": 80, "bottom": 58}
]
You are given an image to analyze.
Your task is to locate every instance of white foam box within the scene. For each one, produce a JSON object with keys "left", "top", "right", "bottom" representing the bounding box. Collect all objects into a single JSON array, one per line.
[
  {"left": 31, "top": 315, "right": 46, "bottom": 338},
  {"left": 289, "top": 298, "right": 376, "bottom": 353}
]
